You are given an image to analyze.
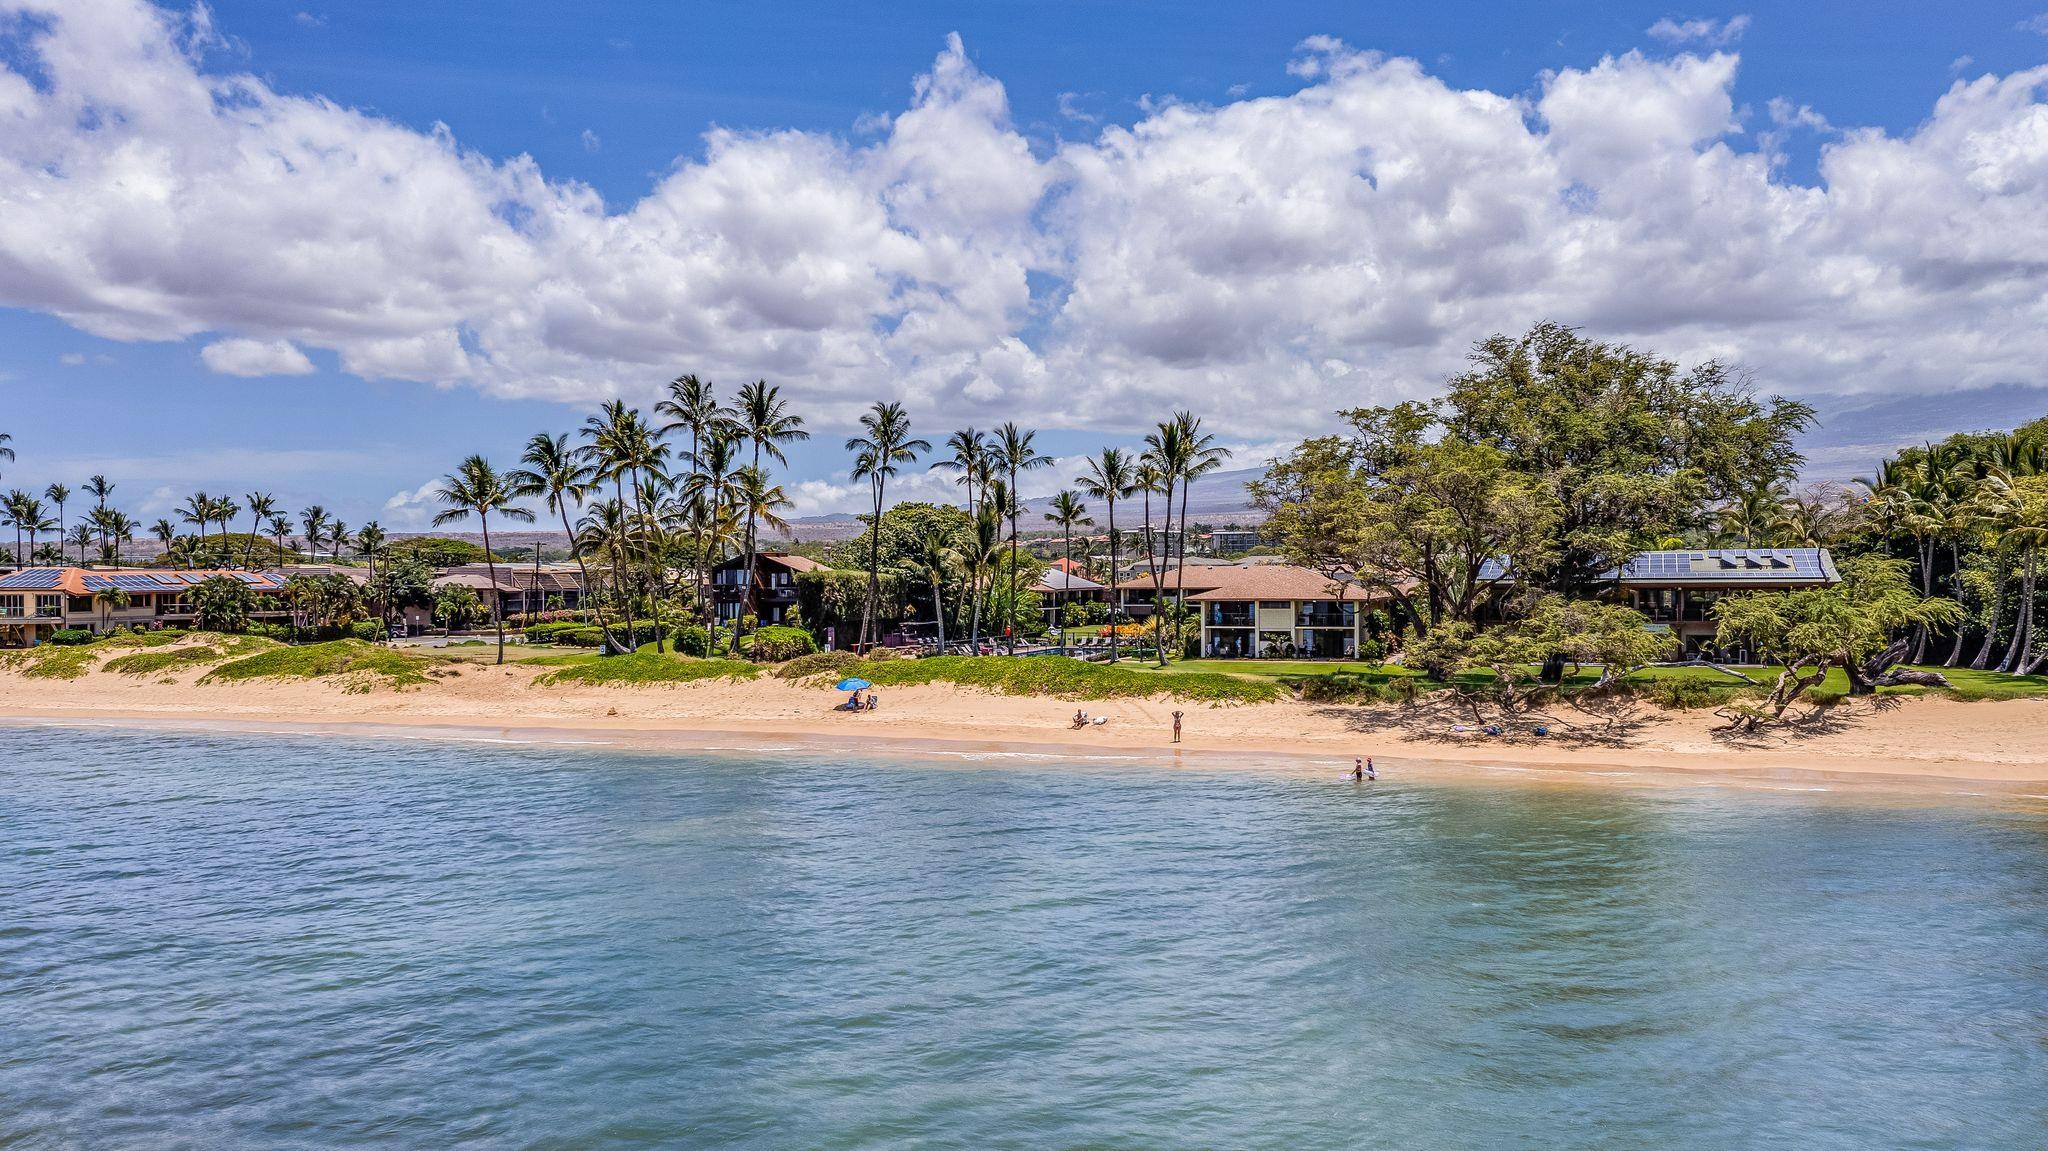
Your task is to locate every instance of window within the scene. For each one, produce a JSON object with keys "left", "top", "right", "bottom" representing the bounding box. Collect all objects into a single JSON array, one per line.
[
  {"left": 35, "top": 595, "right": 60, "bottom": 617},
  {"left": 68, "top": 596, "right": 93, "bottom": 613},
  {"left": 0, "top": 594, "right": 21, "bottom": 618},
  {"left": 1258, "top": 600, "right": 1291, "bottom": 610}
]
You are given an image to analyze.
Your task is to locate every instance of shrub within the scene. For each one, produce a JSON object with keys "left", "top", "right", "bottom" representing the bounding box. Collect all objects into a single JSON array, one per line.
[
  {"left": 350, "top": 620, "right": 384, "bottom": 642},
  {"left": 202, "top": 640, "right": 430, "bottom": 692},
  {"left": 1633, "top": 677, "right": 1749, "bottom": 711},
  {"left": 246, "top": 622, "right": 291, "bottom": 641},
  {"left": 669, "top": 624, "right": 712, "bottom": 657},
  {"left": 772, "top": 650, "right": 863, "bottom": 680},
  {"left": 47, "top": 629, "right": 94, "bottom": 646},
  {"left": 856, "top": 654, "right": 1284, "bottom": 704},
  {"left": 746, "top": 625, "right": 817, "bottom": 662}
]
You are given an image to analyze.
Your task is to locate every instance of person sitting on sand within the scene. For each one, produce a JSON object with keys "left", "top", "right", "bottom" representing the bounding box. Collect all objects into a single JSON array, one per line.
[{"left": 1072, "top": 709, "right": 1089, "bottom": 729}]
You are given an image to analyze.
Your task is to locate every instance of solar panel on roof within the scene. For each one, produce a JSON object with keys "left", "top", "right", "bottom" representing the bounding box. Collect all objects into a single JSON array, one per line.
[{"left": 0, "top": 567, "right": 63, "bottom": 588}]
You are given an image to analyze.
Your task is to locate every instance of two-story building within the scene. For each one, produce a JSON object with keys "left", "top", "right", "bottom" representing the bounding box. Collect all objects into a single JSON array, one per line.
[
  {"left": 1186, "top": 565, "right": 1390, "bottom": 659},
  {"left": 0, "top": 567, "right": 292, "bottom": 646},
  {"left": 709, "top": 552, "right": 823, "bottom": 624}
]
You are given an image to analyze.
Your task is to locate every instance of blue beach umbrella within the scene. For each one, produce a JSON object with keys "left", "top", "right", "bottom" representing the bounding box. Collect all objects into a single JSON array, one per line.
[{"left": 834, "top": 677, "right": 873, "bottom": 692}]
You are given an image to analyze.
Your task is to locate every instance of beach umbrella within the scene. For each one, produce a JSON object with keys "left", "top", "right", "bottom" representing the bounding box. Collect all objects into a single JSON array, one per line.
[{"left": 834, "top": 677, "right": 873, "bottom": 692}]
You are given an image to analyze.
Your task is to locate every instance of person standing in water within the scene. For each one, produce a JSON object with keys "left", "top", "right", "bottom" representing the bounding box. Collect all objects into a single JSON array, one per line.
[
  {"left": 1352, "top": 758, "right": 1365, "bottom": 781},
  {"left": 1366, "top": 757, "right": 1376, "bottom": 780}
]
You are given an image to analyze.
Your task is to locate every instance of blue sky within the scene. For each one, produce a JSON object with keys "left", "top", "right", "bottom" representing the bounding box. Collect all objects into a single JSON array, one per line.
[{"left": 3, "top": 1, "right": 2048, "bottom": 529}]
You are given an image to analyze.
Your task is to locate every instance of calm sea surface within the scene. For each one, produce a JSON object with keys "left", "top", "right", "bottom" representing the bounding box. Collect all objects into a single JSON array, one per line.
[{"left": 2, "top": 726, "right": 2046, "bottom": 1149}]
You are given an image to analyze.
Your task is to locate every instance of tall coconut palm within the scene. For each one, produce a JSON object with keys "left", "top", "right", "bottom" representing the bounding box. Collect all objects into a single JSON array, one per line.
[
  {"left": 1131, "top": 460, "right": 1167, "bottom": 665},
  {"left": 963, "top": 496, "right": 1005, "bottom": 652},
  {"left": 44, "top": 483, "right": 68, "bottom": 557},
  {"left": 581, "top": 401, "right": 671, "bottom": 648},
  {"left": 151, "top": 518, "right": 177, "bottom": 554},
  {"left": 0, "top": 431, "right": 12, "bottom": 478},
  {"left": 512, "top": 431, "right": 614, "bottom": 646},
  {"left": 846, "top": 401, "right": 930, "bottom": 649},
  {"left": 267, "top": 513, "right": 293, "bottom": 568},
  {"left": 180, "top": 492, "right": 212, "bottom": 551},
  {"left": 574, "top": 498, "right": 638, "bottom": 648},
  {"left": 930, "top": 427, "right": 990, "bottom": 516},
  {"left": 328, "top": 519, "right": 349, "bottom": 562},
  {"left": 105, "top": 511, "right": 135, "bottom": 565},
  {"left": 992, "top": 422, "right": 1052, "bottom": 653},
  {"left": 19, "top": 498, "right": 53, "bottom": 564},
  {"left": 909, "top": 519, "right": 958, "bottom": 653},
  {"left": 82, "top": 475, "right": 112, "bottom": 556},
  {"left": 299, "top": 506, "right": 329, "bottom": 562},
  {"left": 68, "top": 523, "right": 96, "bottom": 565},
  {"left": 1078, "top": 447, "right": 1136, "bottom": 661},
  {"left": 243, "top": 492, "right": 278, "bottom": 568},
  {"left": 731, "top": 380, "right": 807, "bottom": 644},
  {"left": 432, "top": 455, "right": 534, "bottom": 664},
  {"left": 2, "top": 490, "right": 28, "bottom": 565},
  {"left": 355, "top": 522, "right": 387, "bottom": 582},
  {"left": 1043, "top": 490, "right": 1092, "bottom": 627},
  {"left": 679, "top": 430, "right": 743, "bottom": 621},
  {"left": 726, "top": 464, "right": 793, "bottom": 652}
]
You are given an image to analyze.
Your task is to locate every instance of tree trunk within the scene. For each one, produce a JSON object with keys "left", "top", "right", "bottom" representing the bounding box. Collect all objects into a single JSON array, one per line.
[
  {"left": 481, "top": 517, "right": 504, "bottom": 665},
  {"left": 1106, "top": 495, "right": 1120, "bottom": 663},
  {"left": 1970, "top": 565, "right": 2007, "bottom": 670},
  {"left": 862, "top": 480, "right": 883, "bottom": 651},
  {"left": 2002, "top": 551, "right": 2035, "bottom": 674},
  {"left": 1006, "top": 465, "right": 1019, "bottom": 655}
]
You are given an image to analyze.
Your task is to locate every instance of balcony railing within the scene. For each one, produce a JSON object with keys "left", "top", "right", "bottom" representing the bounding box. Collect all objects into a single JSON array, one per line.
[
  {"left": 1296, "top": 608, "right": 1355, "bottom": 628},
  {"left": 1206, "top": 609, "right": 1254, "bottom": 627}
]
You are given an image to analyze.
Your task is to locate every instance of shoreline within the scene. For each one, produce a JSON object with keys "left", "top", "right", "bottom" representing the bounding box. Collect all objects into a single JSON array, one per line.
[{"left": 8, "top": 661, "right": 2048, "bottom": 804}]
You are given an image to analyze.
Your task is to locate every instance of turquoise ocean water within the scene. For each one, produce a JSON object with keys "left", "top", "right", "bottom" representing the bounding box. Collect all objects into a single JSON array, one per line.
[{"left": 2, "top": 725, "right": 2045, "bottom": 1148}]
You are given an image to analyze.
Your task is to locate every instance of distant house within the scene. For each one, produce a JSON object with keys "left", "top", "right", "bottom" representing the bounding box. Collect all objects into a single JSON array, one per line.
[
  {"left": 436, "top": 563, "right": 586, "bottom": 618},
  {"left": 709, "top": 552, "right": 824, "bottom": 624},
  {"left": 1031, "top": 567, "right": 1107, "bottom": 624},
  {"left": 0, "top": 567, "right": 290, "bottom": 645},
  {"left": 1207, "top": 527, "right": 1264, "bottom": 554},
  {"left": 1186, "top": 565, "right": 1392, "bottom": 659}
]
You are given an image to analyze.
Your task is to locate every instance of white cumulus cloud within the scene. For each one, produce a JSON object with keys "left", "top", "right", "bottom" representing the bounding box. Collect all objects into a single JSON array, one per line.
[
  {"left": 0, "top": 1, "right": 2046, "bottom": 444},
  {"left": 199, "top": 336, "right": 315, "bottom": 376}
]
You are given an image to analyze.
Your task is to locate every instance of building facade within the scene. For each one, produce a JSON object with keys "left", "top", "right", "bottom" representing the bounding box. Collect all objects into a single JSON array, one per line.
[
  {"left": 709, "top": 552, "right": 822, "bottom": 624},
  {"left": 0, "top": 567, "right": 291, "bottom": 646}
]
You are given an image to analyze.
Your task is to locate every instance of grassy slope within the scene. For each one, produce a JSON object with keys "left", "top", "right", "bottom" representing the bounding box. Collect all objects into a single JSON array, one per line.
[
  {"left": 533, "top": 651, "right": 759, "bottom": 686},
  {"left": 202, "top": 640, "right": 433, "bottom": 691},
  {"left": 854, "top": 655, "right": 1284, "bottom": 704}
]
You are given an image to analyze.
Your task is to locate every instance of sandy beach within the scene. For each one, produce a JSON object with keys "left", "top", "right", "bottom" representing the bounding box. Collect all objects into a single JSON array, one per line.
[{"left": 8, "top": 656, "right": 2048, "bottom": 796}]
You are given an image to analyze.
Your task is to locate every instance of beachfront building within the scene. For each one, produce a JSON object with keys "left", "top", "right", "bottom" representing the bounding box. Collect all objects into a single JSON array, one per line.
[
  {"left": 0, "top": 566, "right": 291, "bottom": 646},
  {"left": 435, "top": 563, "right": 586, "bottom": 619},
  {"left": 1032, "top": 567, "right": 1107, "bottom": 626},
  {"left": 709, "top": 552, "right": 823, "bottom": 624},
  {"left": 1604, "top": 548, "right": 1840, "bottom": 656},
  {"left": 1185, "top": 565, "right": 1387, "bottom": 659}
]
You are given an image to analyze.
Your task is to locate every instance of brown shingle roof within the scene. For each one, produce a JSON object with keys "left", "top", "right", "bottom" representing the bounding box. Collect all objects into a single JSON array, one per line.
[
  {"left": 762, "top": 553, "right": 826, "bottom": 573},
  {"left": 1183, "top": 566, "right": 1386, "bottom": 602}
]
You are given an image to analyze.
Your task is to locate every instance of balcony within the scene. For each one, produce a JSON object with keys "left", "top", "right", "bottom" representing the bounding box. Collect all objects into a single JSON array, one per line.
[
  {"left": 1295, "top": 606, "right": 1355, "bottom": 629},
  {"left": 1206, "top": 604, "right": 1254, "bottom": 627}
]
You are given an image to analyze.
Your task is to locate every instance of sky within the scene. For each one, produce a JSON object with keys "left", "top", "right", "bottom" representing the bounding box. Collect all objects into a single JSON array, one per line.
[{"left": 2, "top": 1, "right": 2048, "bottom": 530}]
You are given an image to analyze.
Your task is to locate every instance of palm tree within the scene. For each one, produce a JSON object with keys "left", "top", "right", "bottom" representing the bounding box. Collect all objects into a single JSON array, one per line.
[
  {"left": 581, "top": 401, "right": 671, "bottom": 648},
  {"left": 69, "top": 523, "right": 96, "bottom": 564},
  {"left": 993, "top": 422, "right": 1053, "bottom": 653},
  {"left": 731, "top": 381, "right": 807, "bottom": 646},
  {"left": 964, "top": 496, "right": 1005, "bottom": 652},
  {"left": 1170, "top": 413, "right": 1231, "bottom": 600},
  {"left": 432, "top": 455, "right": 534, "bottom": 664},
  {"left": 179, "top": 492, "right": 212, "bottom": 551},
  {"left": 846, "top": 401, "right": 930, "bottom": 649},
  {"left": 1078, "top": 447, "right": 1136, "bottom": 661},
  {"left": 44, "top": 483, "right": 68, "bottom": 557},
  {"left": 267, "top": 513, "right": 293, "bottom": 568},
  {"left": 574, "top": 498, "right": 638, "bottom": 648},
  {"left": 355, "top": 522, "right": 387, "bottom": 579},
  {"left": 79, "top": 474, "right": 111, "bottom": 556},
  {"left": 243, "top": 492, "right": 278, "bottom": 568},
  {"left": 2, "top": 489, "right": 28, "bottom": 565},
  {"left": 0, "top": 431, "right": 12, "bottom": 479},
  {"left": 299, "top": 506, "right": 329, "bottom": 562},
  {"left": 680, "top": 430, "right": 743, "bottom": 622},
  {"left": 19, "top": 497, "right": 54, "bottom": 564},
  {"left": 1132, "top": 460, "right": 1167, "bottom": 665},
  {"left": 328, "top": 519, "right": 349, "bottom": 562},
  {"left": 107, "top": 511, "right": 135, "bottom": 566},
  {"left": 93, "top": 584, "right": 130, "bottom": 632},
  {"left": 909, "top": 519, "right": 958, "bottom": 653},
  {"left": 513, "top": 431, "right": 614, "bottom": 646},
  {"left": 930, "top": 427, "right": 990, "bottom": 516},
  {"left": 725, "top": 465, "right": 793, "bottom": 653},
  {"left": 1043, "top": 489, "right": 1092, "bottom": 628}
]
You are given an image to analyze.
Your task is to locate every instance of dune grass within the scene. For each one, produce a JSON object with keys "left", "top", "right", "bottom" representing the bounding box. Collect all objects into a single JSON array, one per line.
[
  {"left": 202, "top": 639, "right": 432, "bottom": 692},
  {"left": 853, "top": 655, "right": 1285, "bottom": 704},
  {"left": 534, "top": 651, "right": 759, "bottom": 687},
  {"left": 0, "top": 643, "right": 102, "bottom": 679}
]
